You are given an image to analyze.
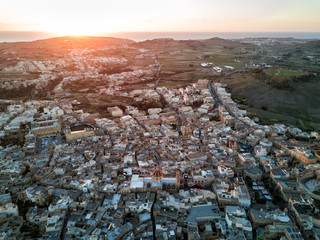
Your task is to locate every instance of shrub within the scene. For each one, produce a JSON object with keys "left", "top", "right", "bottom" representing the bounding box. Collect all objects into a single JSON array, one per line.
[{"left": 256, "top": 198, "right": 267, "bottom": 204}]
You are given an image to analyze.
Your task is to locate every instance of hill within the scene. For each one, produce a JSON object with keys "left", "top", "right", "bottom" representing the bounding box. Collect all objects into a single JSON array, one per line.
[{"left": 0, "top": 36, "right": 134, "bottom": 69}]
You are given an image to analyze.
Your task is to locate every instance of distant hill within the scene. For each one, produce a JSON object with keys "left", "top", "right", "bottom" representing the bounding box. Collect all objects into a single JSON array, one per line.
[
  {"left": 0, "top": 36, "right": 134, "bottom": 49},
  {"left": 0, "top": 36, "right": 135, "bottom": 69},
  {"left": 34, "top": 36, "right": 135, "bottom": 49},
  {"left": 133, "top": 37, "right": 237, "bottom": 50}
]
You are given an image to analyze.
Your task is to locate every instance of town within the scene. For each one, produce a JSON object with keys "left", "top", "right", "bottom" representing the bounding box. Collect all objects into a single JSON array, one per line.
[{"left": 1, "top": 72, "right": 320, "bottom": 239}]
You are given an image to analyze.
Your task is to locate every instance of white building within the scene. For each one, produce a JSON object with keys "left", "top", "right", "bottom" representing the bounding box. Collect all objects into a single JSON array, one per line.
[
  {"left": 148, "top": 108, "right": 162, "bottom": 115},
  {"left": 125, "top": 106, "right": 139, "bottom": 116},
  {"left": 0, "top": 203, "right": 19, "bottom": 216},
  {"left": 254, "top": 145, "right": 268, "bottom": 157},
  {"left": 108, "top": 106, "right": 123, "bottom": 117},
  {"left": 218, "top": 166, "right": 234, "bottom": 178}
]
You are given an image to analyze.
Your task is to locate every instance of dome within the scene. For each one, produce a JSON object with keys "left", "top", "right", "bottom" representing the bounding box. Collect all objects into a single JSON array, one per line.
[{"left": 153, "top": 169, "right": 162, "bottom": 177}]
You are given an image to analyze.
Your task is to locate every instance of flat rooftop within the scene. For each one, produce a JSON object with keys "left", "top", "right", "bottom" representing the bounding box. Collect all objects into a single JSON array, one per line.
[{"left": 185, "top": 204, "right": 220, "bottom": 224}]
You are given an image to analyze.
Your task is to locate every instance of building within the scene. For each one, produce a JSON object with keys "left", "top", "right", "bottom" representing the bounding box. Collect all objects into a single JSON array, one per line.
[
  {"left": 0, "top": 203, "right": 19, "bottom": 216},
  {"left": 148, "top": 108, "right": 162, "bottom": 115},
  {"left": 249, "top": 209, "right": 290, "bottom": 228},
  {"left": 260, "top": 223, "right": 304, "bottom": 240},
  {"left": 218, "top": 165, "right": 234, "bottom": 178},
  {"left": 108, "top": 106, "right": 123, "bottom": 117},
  {"left": 185, "top": 203, "right": 220, "bottom": 227},
  {"left": 235, "top": 178, "right": 251, "bottom": 208},
  {"left": 31, "top": 119, "right": 61, "bottom": 136},
  {"left": 244, "top": 167, "right": 263, "bottom": 181},
  {"left": 225, "top": 206, "right": 252, "bottom": 232},
  {"left": 145, "top": 167, "right": 180, "bottom": 193},
  {"left": 65, "top": 124, "right": 95, "bottom": 141}
]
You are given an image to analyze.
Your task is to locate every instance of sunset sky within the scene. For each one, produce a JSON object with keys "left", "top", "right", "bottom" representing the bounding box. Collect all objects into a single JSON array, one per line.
[{"left": 0, "top": 0, "right": 320, "bottom": 36}]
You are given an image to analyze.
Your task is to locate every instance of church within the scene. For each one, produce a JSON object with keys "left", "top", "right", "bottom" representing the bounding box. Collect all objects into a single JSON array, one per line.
[{"left": 130, "top": 166, "right": 180, "bottom": 193}]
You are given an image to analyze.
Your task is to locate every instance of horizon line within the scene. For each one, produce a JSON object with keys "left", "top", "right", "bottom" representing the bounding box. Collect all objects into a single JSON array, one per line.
[
  {"left": 1, "top": 30, "right": 320, "bottom": 33},
  {"left": 1, "top": 31, "right": 320, "bottom": 43}
]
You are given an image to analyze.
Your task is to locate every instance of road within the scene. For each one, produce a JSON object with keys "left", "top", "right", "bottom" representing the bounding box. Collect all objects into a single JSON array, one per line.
[
  {"left": 207, "top": 67, "right": 253, "bottom": 126},
  {"left": 154, "top": 54, "right": 162, "bottom": 88},
  {"left": 153, "top": 54, "right": 181, "bottom": 133}
]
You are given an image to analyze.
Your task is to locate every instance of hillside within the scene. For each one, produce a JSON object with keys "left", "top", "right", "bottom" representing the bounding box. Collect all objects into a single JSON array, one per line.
[{"left": 222, "top": 71, "right": 320, "bottom": 131}]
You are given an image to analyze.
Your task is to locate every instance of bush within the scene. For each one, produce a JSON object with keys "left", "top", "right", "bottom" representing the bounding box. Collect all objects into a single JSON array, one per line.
[
  {"left": 160, "top": 94, "right": 168, "bottom": 107},
  {"left": 256, "top": 198, "right": 267, "bottom": 204},
  {"left": 133, "top": 99, "right": 163, "bottom": 112}
]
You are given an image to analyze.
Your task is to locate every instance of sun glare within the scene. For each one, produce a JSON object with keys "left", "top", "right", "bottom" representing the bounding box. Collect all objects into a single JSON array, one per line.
[{"left": 47, "top": 22, "right": 105, "bottom": 36}]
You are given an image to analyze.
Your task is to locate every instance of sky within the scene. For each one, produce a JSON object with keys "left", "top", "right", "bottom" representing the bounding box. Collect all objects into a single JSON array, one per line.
[{"left": 0, "top": 0, "right": 320, "bottom": 36}]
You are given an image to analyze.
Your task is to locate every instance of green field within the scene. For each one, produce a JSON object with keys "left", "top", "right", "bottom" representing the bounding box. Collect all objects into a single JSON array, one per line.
[
  {"left": 264, "top": 68, "right": 307, "bottom": 78},
  {"left": 158, "top": 81, "right": 185, "bottom": 87},
  {"left": 222, "top": 71, "right": 320, "bottom": 131}
]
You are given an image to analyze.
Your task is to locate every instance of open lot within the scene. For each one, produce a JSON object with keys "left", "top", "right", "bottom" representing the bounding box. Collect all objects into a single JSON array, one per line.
[{"left": 37, "top": 134, "right": 62, "bottom": 154}]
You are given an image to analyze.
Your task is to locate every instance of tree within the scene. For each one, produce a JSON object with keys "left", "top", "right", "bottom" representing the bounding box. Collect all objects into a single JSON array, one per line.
[
  {"left": 44, "top": 195, "right": 54, "bottom": 207},
  {"left": 256, "top": 198, "right": 267, "bottom": 204},
  {"left": 22, "top": 165, "right": 30, "bottom": 176},
  {"left": 160, "top": 94, "right": 168, "bottom": 108},
  {"left": 29, "top": 224, "right": 40, "bottom": 237},
  {"left": 245, "top": 176, "right": 253, "bottom": 188},
  {"left": 16, "top": 199, "right": 35, "bottom": 218},
  {"left": 61, "top": 132, "right": 66, "bottom": 141},
  {"left": 272, "top": 195, "right": 281, "bottom": 205},
  {"left": 254, "top": 191, "right": 260, "bottom": 200},
  {"left": 263, "top": 179, "right": 270, "bottom": 189},
  {"left": 20, "top": 223, "right": 39, "bottom": 237},
  {"left": 171, "top": 124, "right": 177, "bottom": 129}
]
